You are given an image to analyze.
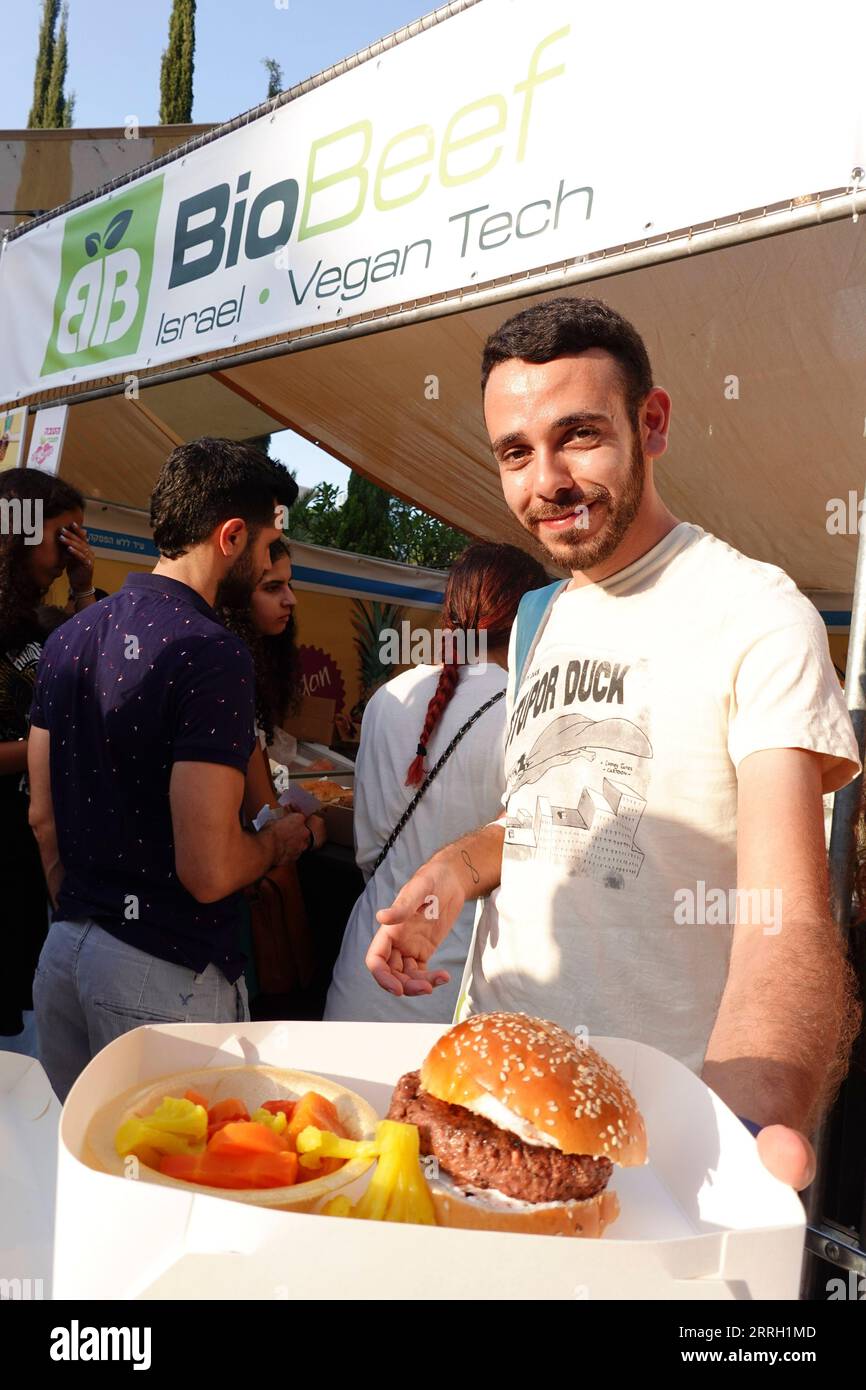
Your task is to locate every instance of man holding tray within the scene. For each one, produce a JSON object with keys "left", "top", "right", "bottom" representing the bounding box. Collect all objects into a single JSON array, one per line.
[{"left": 368, "top": 296, "right": 861, "bottom": 1192}]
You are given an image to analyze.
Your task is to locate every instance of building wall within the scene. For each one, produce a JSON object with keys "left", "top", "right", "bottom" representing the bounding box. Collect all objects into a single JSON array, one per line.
[{"left": 1, "top": 125, "right": 214, "bottom": 235}]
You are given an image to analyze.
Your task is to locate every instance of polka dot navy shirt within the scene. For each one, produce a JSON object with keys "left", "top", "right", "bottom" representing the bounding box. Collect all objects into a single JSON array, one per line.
[{"left": 29, "top": 573, "right": 256, "bottom": 982}]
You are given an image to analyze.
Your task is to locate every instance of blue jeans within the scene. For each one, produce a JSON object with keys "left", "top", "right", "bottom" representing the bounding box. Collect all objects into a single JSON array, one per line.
[{"left": 33, "top": 918, "right": 250, "bottom": 1103}]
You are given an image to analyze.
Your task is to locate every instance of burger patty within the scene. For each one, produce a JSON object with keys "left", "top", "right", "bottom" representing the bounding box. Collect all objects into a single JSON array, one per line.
[{"left": 387, "top": 1070, "right": 613, "bottom": 1205}]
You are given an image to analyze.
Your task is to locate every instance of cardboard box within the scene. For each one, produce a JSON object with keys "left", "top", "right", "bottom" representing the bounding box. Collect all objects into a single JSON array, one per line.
[
  {"left": 322, "top": 799, "right": 354, "bottom": 847},
  {"left": 282, "top": 696, "right": 335, "bottom": 746},
  {"left": 0, "top": 1051, "right": 61, "bottom": 1298},
  {"left": 53, "top": 1022, "right": 806, "bottom": 1300}
]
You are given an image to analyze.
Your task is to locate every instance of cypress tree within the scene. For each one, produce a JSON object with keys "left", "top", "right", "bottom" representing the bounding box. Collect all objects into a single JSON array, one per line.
[
  {"left": 43, "top": 1, "right": 71, "bottom": 128},
  {"left": 159, "top": 0, "right": 196, "bottom": 125},
  {"left": 334, "top": 474, "right": 393, "bottom": 560},
  {"left": 27, "top": 0, "right": 59, "bottom": 128},
  {"left": 262, "top": 58, "right": 283, "bottom": 101}
]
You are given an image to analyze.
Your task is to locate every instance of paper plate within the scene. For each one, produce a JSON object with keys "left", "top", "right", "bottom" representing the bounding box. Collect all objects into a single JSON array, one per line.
[{"left": 83, "top": 1064, "right": 378, "bottom": 1211}]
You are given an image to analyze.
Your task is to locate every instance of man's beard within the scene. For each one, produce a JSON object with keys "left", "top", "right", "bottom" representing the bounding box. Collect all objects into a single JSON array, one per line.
[
  {"left": 216, "top": 544, "right": 261, "bottom": 609},
  {"left": 524, "top": 431, "right": 645, "bottom": 571}
]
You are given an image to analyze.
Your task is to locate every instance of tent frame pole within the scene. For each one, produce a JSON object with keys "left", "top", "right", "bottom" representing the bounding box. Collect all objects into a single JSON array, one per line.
[{"left": 801, "top": 503, "right": 866, "bottom": 1298}]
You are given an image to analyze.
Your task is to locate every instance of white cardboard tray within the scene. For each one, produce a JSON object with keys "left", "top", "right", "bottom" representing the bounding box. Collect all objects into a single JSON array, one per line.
[{"left": 48, "top": 1020, "right": 806, "bottom": 1300}]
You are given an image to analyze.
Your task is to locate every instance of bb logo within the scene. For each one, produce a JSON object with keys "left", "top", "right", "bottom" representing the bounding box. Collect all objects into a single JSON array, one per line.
[{"left": 42, "top": 174, "right": 164, "bottom": 376}]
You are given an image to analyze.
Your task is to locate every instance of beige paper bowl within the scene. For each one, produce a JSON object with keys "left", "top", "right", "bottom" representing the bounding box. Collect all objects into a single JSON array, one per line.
[{"left": 83, "top": 1064, "right": 379, "bottom": 1211}]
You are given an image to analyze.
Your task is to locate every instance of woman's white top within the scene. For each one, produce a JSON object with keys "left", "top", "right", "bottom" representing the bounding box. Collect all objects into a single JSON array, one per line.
[{"left": 324, "top": 661, "right": 507, "bottom": 1022}]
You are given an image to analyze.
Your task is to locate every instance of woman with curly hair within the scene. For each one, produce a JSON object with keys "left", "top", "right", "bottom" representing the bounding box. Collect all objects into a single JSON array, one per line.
[
  {"left": 219, "top": 537, "right": 324, "bottom": 1003},
  {"left": 221, "top": 536, "right": 321, "bottom": 824},
  {"left": 0, "top": 467, "right": 97, "bottom": 1039}
]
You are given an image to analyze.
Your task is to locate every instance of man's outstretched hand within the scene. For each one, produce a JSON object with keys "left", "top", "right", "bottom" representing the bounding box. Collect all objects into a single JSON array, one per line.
[
  {"left": 366, "top": 862, "right": 466, "bottom": 997},
  {"left": 756, "top": 1125, "right": 817, "bottom": 1191}
]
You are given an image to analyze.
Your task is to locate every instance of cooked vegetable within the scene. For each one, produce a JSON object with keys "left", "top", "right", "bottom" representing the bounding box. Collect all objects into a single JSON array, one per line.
[
  {"left": 114, "top": 1096, "right": 207, "bottom": 1167},
  {"left": 206, "top": 1097, "right": 249, "bottom": 1140},
  {"left": 208, "top": 1121, "right": 290, "bottom": 1156},
  {"left": 160, "top": 1149, "right": 299, "bottom": 1189},
  {"left": 286, "top": 1092, "right": 349, "bottom": 1175},
  {"left": 251, "top": 1107, "right": 289, "bottom": 1136},
  {"left": 300, "top": 1119, "right": 435, "bottom": 1225},
  {"left": 261, "top": 1100, "right": 295, "bottom": 1121}
]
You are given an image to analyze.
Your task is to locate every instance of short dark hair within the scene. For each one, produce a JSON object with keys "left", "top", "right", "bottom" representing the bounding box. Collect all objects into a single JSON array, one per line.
[
  {"left": 150, "top": 437, "right": 298, "bottom": 558},
  {"left": 480, "top": 296, "right": 654, "bottom": 429}
]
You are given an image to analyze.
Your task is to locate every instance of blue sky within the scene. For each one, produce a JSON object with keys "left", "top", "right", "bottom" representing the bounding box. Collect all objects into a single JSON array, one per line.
[{"left": 3, "top": 0, "right": 435, "bottom": 491}]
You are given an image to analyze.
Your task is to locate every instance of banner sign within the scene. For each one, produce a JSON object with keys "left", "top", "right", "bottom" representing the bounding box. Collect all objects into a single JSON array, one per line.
[
  {"left": 25, "top": 404, "right": 68, "bottom": 473},
  {"left": 0, "top": 0, "right": 863, "bottom": 403}
]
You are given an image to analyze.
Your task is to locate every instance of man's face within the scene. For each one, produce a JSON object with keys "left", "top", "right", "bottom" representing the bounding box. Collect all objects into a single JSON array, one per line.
[
  {"left": 484, "top": 350, "right": 648, "bottom": 572},
  {"left": 217, "top": 515, "right": 282, "bottom": 608}
]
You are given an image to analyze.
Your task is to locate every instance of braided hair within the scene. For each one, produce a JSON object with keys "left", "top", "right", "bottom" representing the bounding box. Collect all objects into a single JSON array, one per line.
[{"left": 405, "top": 541, "right": 548, "bottom": 786}]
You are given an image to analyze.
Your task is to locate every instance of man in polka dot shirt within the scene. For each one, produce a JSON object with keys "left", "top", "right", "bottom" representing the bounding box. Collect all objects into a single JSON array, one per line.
[{"left": 27, "top": 438, "right": 314, "bottom": 1101}]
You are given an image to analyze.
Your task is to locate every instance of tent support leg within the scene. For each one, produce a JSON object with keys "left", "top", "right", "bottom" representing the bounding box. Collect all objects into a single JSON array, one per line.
[{"left": 800, "top": 511, "right": 866, "bottom": 1299}]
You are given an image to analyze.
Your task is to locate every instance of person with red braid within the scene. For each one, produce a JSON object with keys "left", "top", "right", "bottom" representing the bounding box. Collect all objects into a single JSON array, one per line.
[{"left": 324, "top": 542, "right": 548, "bottom": 1022}]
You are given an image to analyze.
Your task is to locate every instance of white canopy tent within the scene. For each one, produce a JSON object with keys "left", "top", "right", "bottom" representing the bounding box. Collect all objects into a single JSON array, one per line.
[{"left": 2, "top": 0, "right": 865, "bottom": 1292}]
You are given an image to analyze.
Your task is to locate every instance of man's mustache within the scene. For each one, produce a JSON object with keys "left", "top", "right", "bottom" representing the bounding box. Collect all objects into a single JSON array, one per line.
[{"left": 525, "top": 490, "right": 609, "bottom": 525}]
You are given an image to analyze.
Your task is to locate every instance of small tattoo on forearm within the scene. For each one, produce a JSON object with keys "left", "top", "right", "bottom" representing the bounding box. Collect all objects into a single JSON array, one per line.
[{"left": 461, "top": 850, "right": 480, "bottom": 885}]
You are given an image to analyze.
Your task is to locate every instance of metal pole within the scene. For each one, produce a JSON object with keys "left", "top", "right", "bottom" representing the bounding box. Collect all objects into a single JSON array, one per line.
[{"left": 801, "top": 493, "right": 866, "bottom": 1298}]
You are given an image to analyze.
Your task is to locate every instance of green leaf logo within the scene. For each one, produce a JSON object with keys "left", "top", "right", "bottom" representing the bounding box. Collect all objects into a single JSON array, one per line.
[
  {"left": 104, "top": 209, "right": 132, "bottom": 250},
  {"left": 83, "top": 209, "right": 133, "bottom": 258}
]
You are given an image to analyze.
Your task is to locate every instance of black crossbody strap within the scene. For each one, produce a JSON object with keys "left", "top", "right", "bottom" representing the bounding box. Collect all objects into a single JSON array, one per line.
[{"left": 372, "top": 688, "right": 505, "bottom": 873}]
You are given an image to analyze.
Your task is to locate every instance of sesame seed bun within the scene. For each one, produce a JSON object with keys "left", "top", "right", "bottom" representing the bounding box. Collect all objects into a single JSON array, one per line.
[
  {"left": 420, "top": 1013, "right": 647, "bottom": 1166},
  {"left": 427, "top": 1174, "right": 621, "bottom": 1238}
]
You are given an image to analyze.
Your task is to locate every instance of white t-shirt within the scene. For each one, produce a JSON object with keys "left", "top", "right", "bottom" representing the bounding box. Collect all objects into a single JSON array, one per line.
[
  {"left": 456, "top": 523, "right": 860, "bottom": 1073},
  {"left": 325, "top": 660, "right": 508, "bottom": 1022}
]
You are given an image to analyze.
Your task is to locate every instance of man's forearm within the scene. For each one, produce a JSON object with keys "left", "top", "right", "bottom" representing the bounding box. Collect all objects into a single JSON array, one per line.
[
  {"left": 429, "top": 822, "right": 505, "bottom": 901},
  {"left": 701, "top": 918, "right": 861, "bottom": 1133},
  {"left": 212, "top": 823, "right": 281, "bottom": 899}
]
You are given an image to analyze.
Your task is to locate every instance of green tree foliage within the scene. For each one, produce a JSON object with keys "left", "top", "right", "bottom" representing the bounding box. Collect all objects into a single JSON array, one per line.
[
  {"left": 42, "top": 2, "right": 74, "bottom": 128},
  {"left": 28, "top": 0, "right": 74, "bottom": 129},
  {"left": 160, "top": 0, "right": 196, "bottom": 125},
  {"left": 284, "top": 471, "right": 470, "bottom": 569},
  {"left": 334, "top": 473, "right": 393, "bottom": 560},
  {"left": 389, "top": 498, "right": 470, "bottom": 569},
  {"left": 350, "top": 599, "right": 405, "bottom": 719},
  {"left": 262, "top": 58, "right": 284, "bottom": 100},
  {"left": 28, "top": 0, "right": 58, "bottom": 127},
  {"left": 286, "top": 481, "right": 343, "bottom": 547}
]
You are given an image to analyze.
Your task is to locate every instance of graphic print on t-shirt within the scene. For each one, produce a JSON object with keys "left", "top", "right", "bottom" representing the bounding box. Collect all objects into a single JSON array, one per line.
[{"left": 503, "top": 649, "right": 653, "bottom": 888}]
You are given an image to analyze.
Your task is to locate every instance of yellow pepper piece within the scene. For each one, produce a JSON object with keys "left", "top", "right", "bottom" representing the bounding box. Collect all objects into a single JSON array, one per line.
[
  {"left": 296, "top": 1126, "right": 378, "bottom": 1164},
  {"left": 114, "top": 1116, "right": 204, "bottom": 1162},
  {"left": 317, "top": 1119, "right": 436, "bottom": 1226},
  {"left": 250, "top": 1108, "right": 288, "bottom": 1136},
  {"left": 321, "top": 1195, "right": 353, "bottom": 1218}
]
